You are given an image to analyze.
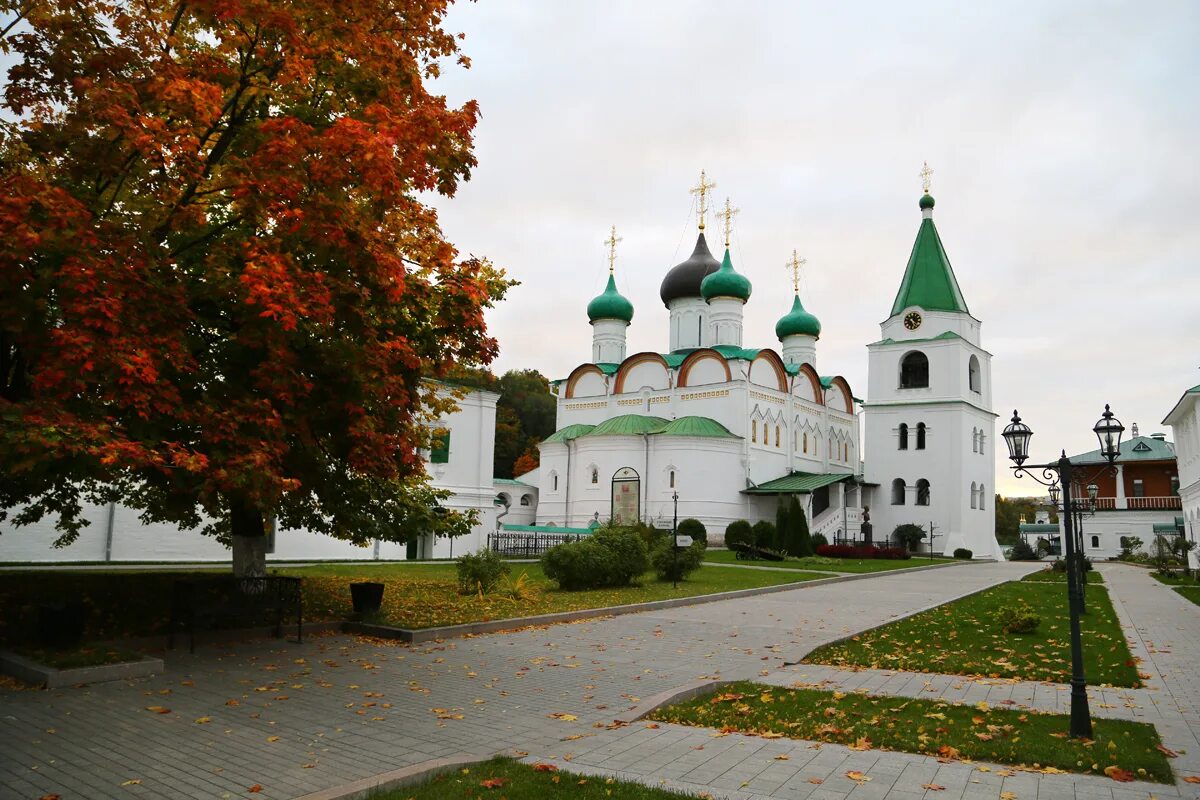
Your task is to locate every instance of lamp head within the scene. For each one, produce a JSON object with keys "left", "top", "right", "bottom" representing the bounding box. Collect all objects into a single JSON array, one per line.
[{"left": 1002, "top": 410, "right": 1033, "bottom": 467}]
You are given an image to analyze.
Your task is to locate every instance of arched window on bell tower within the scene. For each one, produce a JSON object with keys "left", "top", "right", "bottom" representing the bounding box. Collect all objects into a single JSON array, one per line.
[
  {"left": 900, "top": 351, "right": 929, "bottom": 389},
  {"left": 898, "top": 423, "right": 909, "bottom": 450}
]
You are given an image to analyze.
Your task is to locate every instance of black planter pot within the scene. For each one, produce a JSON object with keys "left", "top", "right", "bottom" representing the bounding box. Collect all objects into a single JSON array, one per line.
[
  {"left": 349, "top": 582, "right": 385, "bottom": 614},
  {"left": 37, "top": 600, "right": 86, "bottom": 649}
]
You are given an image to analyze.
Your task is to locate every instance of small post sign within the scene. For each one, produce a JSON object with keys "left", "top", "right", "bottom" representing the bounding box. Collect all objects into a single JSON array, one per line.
[{"left": 675, "top": 535, "right": 694, "bottom": 548}]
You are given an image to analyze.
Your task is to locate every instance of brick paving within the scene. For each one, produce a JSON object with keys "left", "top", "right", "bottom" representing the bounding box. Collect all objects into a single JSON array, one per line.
[{"left": 2, "top": 561, "right": 1198, "bottom": 800}]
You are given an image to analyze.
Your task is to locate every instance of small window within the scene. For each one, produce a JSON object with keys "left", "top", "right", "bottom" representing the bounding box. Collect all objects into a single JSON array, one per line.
[
  {"left": 898, "top": 423, "right": 909, "bottom": 450},
  {"left": 519, "top": 494, "right": 531, "bottom": 506},
  {"left": 979, "top": 433, "right": 985, "bottom": 455},
  {"left": 1090, "top": 535, "right": 1100, "bottom": 548},
  {"left": 916, "top": 478, "right": 930, "bottom": 506},
  {"left": 552, "top": 473, "right": 558, "bottom": 491},
  {"left": 1133, "top": 479, "right": 1145, "bottom": 498},
  {"left": 751, "top": 420, "right": 757, "bottom": 443},
  {"left": 775, "top": 426, "right": 781, "bottom": 448},
  {"left": 591, "top": 467, "right": 598, "bottom": 485},
  {"left": 978, "top": 486, "right": 986, "bottom": 510},
  {"left": 1171, "top": 476, "right": 1180, "bottom": 495},
  {"left": 891, "top": 478, "right": 906, "bottom": 505},
  {"left": 803, "top": 432, "right": 808, "bottom": 453},
  {"left": 900, "top": 351, "right": 929, "bottom": 389},
  {"left": 968, "top": 355, "right": 981, "bottom": 393},
  {"left": 970, "top": 481, "right": 977, "bottom": 509},
  {"left": 972, "top": 428, "right": 978, "bottom": 453},
  {"left": 429, "top": 428, "right": 450, "bottom": 463},
  {"left": 669, "top": 470, "right": 676, "bottom": 488},
  {"left": 916, "top": 422, "right": 926, "bottom": 450}
]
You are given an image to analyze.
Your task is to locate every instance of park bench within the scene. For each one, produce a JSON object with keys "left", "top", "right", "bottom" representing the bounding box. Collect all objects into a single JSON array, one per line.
[{"left": 168, "top": 575, "right": 303, "bottom": 654}]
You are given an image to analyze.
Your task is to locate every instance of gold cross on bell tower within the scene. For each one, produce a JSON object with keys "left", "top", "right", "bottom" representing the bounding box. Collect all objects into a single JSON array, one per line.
[
  {"left": 786, "top": 250, "right": 807, "bottom": 295},
  {"left": 689, "top": 169, "right": 716, "bottom": 231},
  {"left": 719, "top": 197, "right": 739, "bottom": 248},
  {"left": 920, "top": 161, "right": 934, "bottom": 194},
  {"left": 604, "top": 225, "right": 622, "bottom": 273}
]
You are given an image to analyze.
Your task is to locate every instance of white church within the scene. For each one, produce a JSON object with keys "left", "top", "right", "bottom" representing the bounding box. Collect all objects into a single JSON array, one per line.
[{"left": 524, "top": 172, "right": 1002, "bottom": 559}]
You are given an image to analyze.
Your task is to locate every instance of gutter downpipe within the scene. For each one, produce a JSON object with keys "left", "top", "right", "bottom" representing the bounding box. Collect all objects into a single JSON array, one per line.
[
  {"left": 644, "top": 433, "right": 651, "bottom": 524},
  {"left": 104, "top": 500, "right": 117, "bottom": 562},
  {"left": 565, "top": 439, "right": 572, "bottom": 528}
]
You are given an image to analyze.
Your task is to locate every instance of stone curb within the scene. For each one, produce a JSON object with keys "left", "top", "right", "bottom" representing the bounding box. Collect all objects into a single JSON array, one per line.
[
  {"left": 342, "top": 560, "right": 976, "bottom": 644},
  {"left": 0, "top": 649, "right": 164, "bottom": 689},
  {"left": 612, "top": 678, "right": 732, "bottom": 724},
  {"left": 292, "top": 753, "right": 493, "bottom": 800}
]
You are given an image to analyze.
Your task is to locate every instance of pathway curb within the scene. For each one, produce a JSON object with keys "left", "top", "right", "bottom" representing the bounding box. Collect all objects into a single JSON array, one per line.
[
  {"left": 612, "top": 678, "right": 731, "bottom": 723},
  {"left": 292, "top": 753, "right": 493, "bottom": 800},
  {"left": 344, "top": 560, "right": 976, "bottom": 643},
  {"left": 0, "top": 650, "right": 164, "bottom": 689}
]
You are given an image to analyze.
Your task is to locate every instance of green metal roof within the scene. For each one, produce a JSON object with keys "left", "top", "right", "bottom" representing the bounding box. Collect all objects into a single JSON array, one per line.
[
  {"left": 1069, "top": 435, "right": 1175, "bottom": 465},
  {"left": 775, "top": 293, "right": 821, "bottom": 339},
  {"left": 494, "top": 478, "right": 533, "bottom": 486},
  {"left": 502, "top": 524, "right": 593, "bottom": 535},
  {"left": 1153, "top": 522, "right": 1184, "bottom": 534},
  {"left": 543, "top": 423, "right": 596, "bottom": 444},
  {"left": 1162, "top": 384, "right": 1200, "bottom": 426},
  {"left": 595, "top": 362, "right": 620, "bottom": 375},
  {"left": 743, "top": 471, "right": 854, "bottom": 495},
  {"left": 1019, "top": 523, "right": 1060, "bottom": 533},
  {"left": 656, "top": 416, "right": 739, "bottom": 438},
  {"left": 890, "top": 199, "right": 970, "bottom": 316},
  {"left": 586, "top": 414, "right": 670, "bottom": 436},
  {"left": 709, "top": 345, "right": 760, "bottom": 360},
  {"left": 587, "top": 273, "right": 634, "bottom": 323},
  {"left": 701, "top": 248, "right": 752, "bottom": 301},
  {"left": 869, "top": 331, "right": 965, "bottom": 347}
]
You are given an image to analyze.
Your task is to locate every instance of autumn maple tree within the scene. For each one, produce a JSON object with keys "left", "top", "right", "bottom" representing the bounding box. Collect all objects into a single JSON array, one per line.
[{"left": 0, "top": 0, "right": 511, "bottom": 572}]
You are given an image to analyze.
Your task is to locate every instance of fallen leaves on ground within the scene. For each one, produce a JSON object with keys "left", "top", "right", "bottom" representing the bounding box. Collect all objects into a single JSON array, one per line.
[
  {"left": 547, "top": 712, "right": 577, "bottom": 721},
  {"left": 247, "top": 785, "right": 263, "bottom": 794},
  {"left": 922, "top": 784, "right": 946, "bottom": 791},
  {"left": 1103, "top": 765, "right": 1135, "bottom": 782},
  {"left": 532, "top": 763, "right": 558, "bottom": 772},
  {"left": 1155, "top": 743, "right": 1178, "bottom": 758},
  {"left": 845, "top": 771, "right": 871, "bottom": 783},
  {"left": 144, "top": 705, "right": 170, "bottom": 714},
  {"left": 479, "top": 777, "right": 508, "bottom": 788}
]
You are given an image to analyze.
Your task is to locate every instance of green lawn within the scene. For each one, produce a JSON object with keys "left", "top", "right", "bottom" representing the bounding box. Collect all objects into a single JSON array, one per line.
[
  {"left": 375, "top": 757, "right": 693, "bottom": 799},
  {"left": 0, "top": 562, "right": 825, "bottom": 647},
  {"left": 1176, "top": 587, "right": 1200, "bottom": 607},
  {"left": 12, "top": 643, "right": 144, "bottom": 669},
  {"left": 650, "top": 681, "right": 1172, "bottom": 783},
  {"left": 704, "top": 550, "right": 957, "bottom": 573},
  {"left": 1021, "top": 568, "right": 1104, "bottom": 584},
  {"left": 804, "top": 580, "right": 1141, "bottom": 687},
  {"left": 1149, "top": 571, "right": 1199, "bottom": 587}
]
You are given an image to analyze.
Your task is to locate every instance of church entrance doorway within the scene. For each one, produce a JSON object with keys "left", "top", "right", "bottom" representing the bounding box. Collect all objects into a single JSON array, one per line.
[{"left": 611, "top": 467, "right": 641, "bottom": 525}]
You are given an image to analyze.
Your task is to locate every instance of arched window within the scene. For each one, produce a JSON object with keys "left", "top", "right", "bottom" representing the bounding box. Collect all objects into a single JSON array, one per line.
[
  {"left": 551, "top": 474, "right": 558, "bottom": 491},
  {"left": 978, "top": 486, "right": 986, "bottom": 510},
  {"left": 900, "top": 352, "right": 929, "bottom": 389},
  {"left": 916, "top": 479, "right": 931, "bottom": 506},
  {"left": 519, "top": 494, "right": 532, "bottom": 506},
  {"left": 916, "top": 422, "right": 926, "bottom": 450},
  {"left": 972, "top": 428, "right": 978, "bottom": 453},
  {"left": 669, "top": 470, "right": 676, "bottom": 488},
  {"left": 497, "top": 493, "right": 511, "bottom": 508},
  {"left": 978, "top": 434, "right": 985, "bottom": 455},
  {"left": 898, "top": 423, "right": 909, "bottom": 450},
  {"left": 970, "top": 482, "right": 977, "bottom": 509},
  {"left": 968, "top": 355, "right": 981, "bottom": 393},
  {"left": 803, "top": 432, "right": 808, "bottom": 453},
  {"left": 591, "top": 467, "right": 599, "bottom": 485},
  {"left": 751, "top": 420, "right": 757, "bottom": 443},
  {"left": 776, "top": 426, "right": 781, "bottom": 448},
  {"left": 1090, "top": 535, "right": 1100, "bottom": 548},
  {"left": 891, "top": 478, "right": 907, "bottom": 505}
]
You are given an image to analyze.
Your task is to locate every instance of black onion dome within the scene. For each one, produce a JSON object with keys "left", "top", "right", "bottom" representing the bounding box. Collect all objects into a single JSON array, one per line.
[{"left": 659, "top": 233, "right": 721, "bottom": 306}]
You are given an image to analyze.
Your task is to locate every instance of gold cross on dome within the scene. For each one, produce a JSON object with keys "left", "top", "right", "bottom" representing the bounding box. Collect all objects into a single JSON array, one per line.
[
  {"left": 689, "top": 169, "right": 716, "bottom": 231},
  {"left": 920, "top": 161, "right": 934, "bottom": 194},
  {"left": 604, "top": 225, "right": 622, "bottom": 273},
  {"left": 787, "top": 250, "right": 806, "bottom": 294},
  {"left": 719, "top": 197, "right": 739, "bottom": 247}
]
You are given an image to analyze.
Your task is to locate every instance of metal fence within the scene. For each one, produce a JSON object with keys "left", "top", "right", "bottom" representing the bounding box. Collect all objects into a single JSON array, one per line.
[{"left": 487, "top": 531, "right": 586, "bottom": 557}]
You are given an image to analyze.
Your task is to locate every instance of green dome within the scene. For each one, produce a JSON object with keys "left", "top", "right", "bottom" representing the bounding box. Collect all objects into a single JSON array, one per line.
[
  {"left": 775, "top": 293, "right": 821, "bottom": 339},
  {"left": 700, "top": 249, "right": 752, "bottom": 302},
  {"left": 587, "top": 273, "right": 634, "bottom": 323},
  {"left": 919, "top": 193, "right": 935, "bottom": 210}
]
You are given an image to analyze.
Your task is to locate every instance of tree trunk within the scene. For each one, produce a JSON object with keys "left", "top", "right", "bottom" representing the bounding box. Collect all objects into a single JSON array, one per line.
[{"left": 230, "top": 498, "right": 267, "bottom": 578}]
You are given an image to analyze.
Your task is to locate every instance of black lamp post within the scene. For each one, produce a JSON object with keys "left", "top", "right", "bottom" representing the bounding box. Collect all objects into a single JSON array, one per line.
[{"left": 1001, "top": 404, "right": 1125, "bottom": 740}]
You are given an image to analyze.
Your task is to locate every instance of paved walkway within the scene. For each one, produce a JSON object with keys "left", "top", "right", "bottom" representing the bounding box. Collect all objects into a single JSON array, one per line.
[{"left": 2, "top": 561, "right": 1198, "bottom": 800}]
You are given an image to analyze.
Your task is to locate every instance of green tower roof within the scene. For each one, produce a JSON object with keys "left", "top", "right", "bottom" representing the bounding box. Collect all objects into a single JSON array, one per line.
[
  {"left": 775, "top": 293, "right": 821, "bottom": 339},
  {"left": 889, "top": 194, "right": 970, "bottom": 316},
  {"left": 700, "top": 249, "right": 752, "bottom": 302},
  {"left": 543, "top": 423, "right": 596, "bottom": 444},
  {"left": 587, "top": 273, "right": 634, "bottom": 323},
  {"left": 656, "top": 416, "right": 739, "bottom": 438},
  {"left": 586, "top": 414, "right": 669, "bottom": 436}
]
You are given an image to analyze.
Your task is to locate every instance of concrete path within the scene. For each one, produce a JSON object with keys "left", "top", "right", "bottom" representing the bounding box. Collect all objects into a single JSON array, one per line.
[{"left": 3, "top": 561, "right": 1198, "bottom": 800}]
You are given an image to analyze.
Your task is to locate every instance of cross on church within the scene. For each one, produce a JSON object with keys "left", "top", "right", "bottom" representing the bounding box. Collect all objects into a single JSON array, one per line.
[
  {"left": 787, "top": 249, "right": 807, "bottom": 294},
  {"left": 719, "top": 197, "right": 739, "bottom": 247},
  {"left": 604, "top": 225, "right": 622, "bottom": 273},
  {"left": 920, "top": 161, "right": 934, "bottom": 194},
  {"left": 689, "top": 169, "right": 716, "bottom": 231}
]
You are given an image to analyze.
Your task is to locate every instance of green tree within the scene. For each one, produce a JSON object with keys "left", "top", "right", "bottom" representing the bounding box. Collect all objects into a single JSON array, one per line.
[
  {"left": 788, "top": 495, "right": 812, "bottom": 557},
  {"left": 775, "top": 500, "right": 790, "bottom": 553},
  {"left": 995, "top": 495, "right": 1056, "bottom": 545},
  {"left": 893, "top": 523, "right": 926, "bottom": 553},
  {"left": 493, "top": 369, "right": 556, "bottom": 478}
]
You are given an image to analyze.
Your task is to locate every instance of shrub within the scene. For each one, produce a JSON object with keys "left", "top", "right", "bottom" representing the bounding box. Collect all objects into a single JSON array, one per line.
[
  {"left": 810, "top": 533, "right": 828, "bottom": 550},
  {"left": 892, "top": 523, "right": 926, "bottom": 553},
  {"left": 752, "top": 520, "right": 776, "bottom": 549},
  {"left": 724, "top": 520, "right": 753, "bottom": 549},
  {"left": 952, "top": 548, "right": 973, "bottom": 560},
  {"left": 1052, "top": 556, "right": 1093, "bottom": 573},
  {"left": 652, "top": 539, "right": 706, "bottom": 581},
  {"left": 677, "top": 518, "right": 707, "bottom": 545},
  {"left": 994, "top": 602, "right": 1041, "bottom": 634},
  {"left": 456, "top": 548, "right": 510, "bottom": 594},
  {"left": 498, "top": 571, "right": 537, "bottom": 601},
  {"left": 541, "top": 526, "right": 648, "bottom": 590},
  {"left": 1009, "top": 540, "right": 1040, "bottom": 561}
]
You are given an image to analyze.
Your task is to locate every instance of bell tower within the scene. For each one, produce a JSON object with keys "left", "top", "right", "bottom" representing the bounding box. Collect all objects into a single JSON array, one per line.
[{"left": 863, "top": 164, "right": 1001, "bottom": 559}]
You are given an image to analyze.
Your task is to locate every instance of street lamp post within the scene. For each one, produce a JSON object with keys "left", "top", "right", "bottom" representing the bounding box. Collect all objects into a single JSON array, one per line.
[
  {"left": 671, "top": 490, "right": 679, "bottom": 590},
  {"left": 1001, "top": 404, "right": 1125, "bottom": 740}
]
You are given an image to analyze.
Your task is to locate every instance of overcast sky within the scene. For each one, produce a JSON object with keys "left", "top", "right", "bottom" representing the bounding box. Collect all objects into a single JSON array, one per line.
[{"left": 424, "top": 1, "right": 1200, "bottom": 496}]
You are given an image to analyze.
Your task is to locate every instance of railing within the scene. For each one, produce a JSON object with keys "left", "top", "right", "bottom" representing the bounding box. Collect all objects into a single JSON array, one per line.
[
  {"left": 487, "top": 531, "right": 586, "bottom": 557},
  {"left": 1126, "top": 496, "right": 1181, "bottom": 510}
]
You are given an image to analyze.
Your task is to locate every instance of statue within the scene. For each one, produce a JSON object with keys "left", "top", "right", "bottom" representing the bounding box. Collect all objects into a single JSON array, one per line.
[{"left": 861, "top": 505, "right": 873, "bottom": 545}]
